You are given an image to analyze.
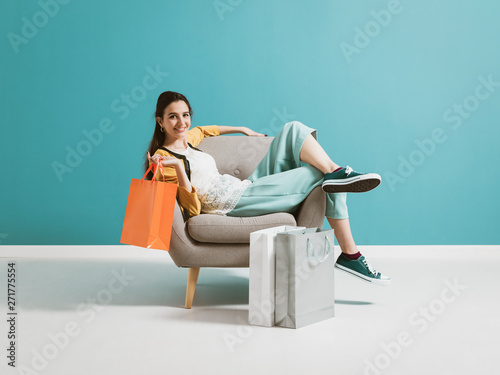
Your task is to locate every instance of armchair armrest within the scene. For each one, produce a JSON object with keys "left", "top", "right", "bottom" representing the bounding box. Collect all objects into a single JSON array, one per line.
[
  {"left": 295, "top": 186, "right": 326, "bottom": 228},
  {"left": 167, "top": 200, "right": 198, "bottom": 267}
]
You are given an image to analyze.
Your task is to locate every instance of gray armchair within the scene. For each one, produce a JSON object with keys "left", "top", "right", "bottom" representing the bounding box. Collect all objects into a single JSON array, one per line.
[{"left": 167, "top": 135, "right": 326, "bottom": 308}]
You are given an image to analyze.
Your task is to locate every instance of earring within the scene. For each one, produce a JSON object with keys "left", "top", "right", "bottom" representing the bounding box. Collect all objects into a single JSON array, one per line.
[{"left": 159, "top": 126, "right": 164, "bottom": 133}]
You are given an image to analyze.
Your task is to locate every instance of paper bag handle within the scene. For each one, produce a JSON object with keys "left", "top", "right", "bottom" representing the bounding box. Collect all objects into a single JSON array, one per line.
[
  {"left": 306, "top": 236, "right": 332, "bottom": 266},
  {"left": 142, "top": 162, "right": 165, "bottom": 183}
]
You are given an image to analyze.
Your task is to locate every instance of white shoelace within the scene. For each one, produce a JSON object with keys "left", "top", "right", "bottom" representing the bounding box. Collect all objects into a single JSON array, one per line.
[
  {"left": 361, "top": 257, "right": 378, "bottom": 276},
  {"left": 345, "top": 165, "right": 353, "bottom": 176}
]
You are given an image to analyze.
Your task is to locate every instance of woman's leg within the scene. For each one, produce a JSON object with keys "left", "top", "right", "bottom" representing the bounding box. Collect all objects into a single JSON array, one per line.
[
  {"left": 230, "top": 122, "right": 337, "bottom": 217},
  {"left": 300, "top": 132, "right": 381, "bottom": 194},
  {"left": 228, "top": 165, "right": 326, "bottom": 217},
  {"left": 327, "top": 216, "right": 391, "bottom": 286},
  {"left": 230, "top": 121, "right": 351, "bottom": 218},
  {"left": 326, "top": 217, "right": 358, "bottom": 255},
  {"left": 237, "top": 121, "right": 388, "bottom": 284},
  {"left": 300, "top": 134, "right": 340, "bottom": 174},
  {"left": 247, "top": 121, "right": 316, "bottom": 182}
]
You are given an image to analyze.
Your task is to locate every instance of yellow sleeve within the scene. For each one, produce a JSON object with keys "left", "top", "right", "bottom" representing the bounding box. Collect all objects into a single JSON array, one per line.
[
  {"left": 187, "top": 125, "right": 220, "bottom": 147},
  {"left": 177, "top": 186, "right": 201, "bottom": 217},
  {"left": 151, "top": 149, "right": 202, "bottom": 218}
]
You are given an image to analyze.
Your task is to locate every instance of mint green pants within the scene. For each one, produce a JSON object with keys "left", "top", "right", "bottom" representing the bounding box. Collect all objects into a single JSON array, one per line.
[{"left": 227, "top": 121, "right": 348, "bottom": 219}]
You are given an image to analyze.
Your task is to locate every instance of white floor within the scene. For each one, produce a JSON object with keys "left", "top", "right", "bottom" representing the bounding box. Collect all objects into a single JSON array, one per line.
[{"left": 1, "top": 245, "right": 499, "bottom": 375}]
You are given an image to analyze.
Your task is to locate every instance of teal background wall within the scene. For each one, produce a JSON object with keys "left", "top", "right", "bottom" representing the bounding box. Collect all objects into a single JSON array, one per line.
[{"left": 1, "top": 0, "right": 499, "bottom": 245}]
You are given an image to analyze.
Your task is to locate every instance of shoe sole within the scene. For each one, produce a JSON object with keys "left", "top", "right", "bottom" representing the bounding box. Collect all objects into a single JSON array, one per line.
[
  {"left": 322, "top": 173, "right": 381, "bottom": 193},
  {"left": 335, "top": 263, "right": 391, "bottom": 286}
]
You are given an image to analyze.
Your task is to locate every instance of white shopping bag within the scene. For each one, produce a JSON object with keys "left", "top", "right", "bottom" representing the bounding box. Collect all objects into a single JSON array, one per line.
[
  {"left": 275, "top": 228, "right": 335, "bottom": 329},
  {"left": 248, "top": 225, "right": 305, "bottom": 327}
]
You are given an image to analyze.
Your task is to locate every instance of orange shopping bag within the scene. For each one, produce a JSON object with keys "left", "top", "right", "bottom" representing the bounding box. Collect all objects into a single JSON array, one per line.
[{"left": 120, "top": 163, "right": 177, "bottom": 250}]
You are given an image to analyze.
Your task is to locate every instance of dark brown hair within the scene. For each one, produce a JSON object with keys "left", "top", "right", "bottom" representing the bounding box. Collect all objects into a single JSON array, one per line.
[{"left": 144, "top": 91, "right": 193, "bottom": 179}]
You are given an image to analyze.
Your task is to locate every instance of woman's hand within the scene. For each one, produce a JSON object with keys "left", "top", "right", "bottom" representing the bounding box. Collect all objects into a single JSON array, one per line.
[
  {"left": 147, "top": 152, "right": 182, "bottom": 167},
  {"left": 147, "top": 151, "right": 191, "bottom": 192},
  {"left": 242, "top": 127, "right": 267, "bottom": 137},
  {"left": 217, "top": 125, "right": 267, "bottom": 136},
  {"left": 147, "top": 151, "right": 162, "bottom": 165}
]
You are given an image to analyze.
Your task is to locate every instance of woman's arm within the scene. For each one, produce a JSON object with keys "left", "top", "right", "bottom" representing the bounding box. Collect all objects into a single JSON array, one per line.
[
  {"left": 171, "top": 161, "right": 192, "bottom": 192},
  {"left": 148, "top": 152, "right": 192, "bottom": 192},
  {"left": 147, "top": 151, "right": 202, "bottom": 216},
  {"left": 217, "top": 126, "right": 267, "bottom": 137}
]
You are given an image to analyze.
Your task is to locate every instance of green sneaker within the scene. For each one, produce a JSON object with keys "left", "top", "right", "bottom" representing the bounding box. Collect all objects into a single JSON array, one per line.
[
  {"left": 335, "top": 253, "right": 391, "bottom": 286},
  {"left": 322, "top": 166, "right": 381, "bottom": 193}
]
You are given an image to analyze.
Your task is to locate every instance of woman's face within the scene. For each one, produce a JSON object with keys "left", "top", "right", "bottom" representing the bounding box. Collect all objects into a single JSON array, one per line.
[{"left": 157, "top": 100, "right": 191, "bottom": 141}]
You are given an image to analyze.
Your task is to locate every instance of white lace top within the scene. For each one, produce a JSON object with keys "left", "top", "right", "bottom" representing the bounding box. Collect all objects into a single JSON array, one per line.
[{"left": 177, "top": 147, "right": 252, "bottom": 215}]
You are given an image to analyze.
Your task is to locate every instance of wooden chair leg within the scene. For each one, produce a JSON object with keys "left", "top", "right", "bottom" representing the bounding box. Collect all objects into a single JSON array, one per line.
[{"left": 185, "top": 267, "right": 200, "bottom": 309}]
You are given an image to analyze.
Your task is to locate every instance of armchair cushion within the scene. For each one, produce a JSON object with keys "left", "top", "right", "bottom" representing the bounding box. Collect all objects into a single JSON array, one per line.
[{"left": 187, "top": 212, "right": 296, "bottom": 243}]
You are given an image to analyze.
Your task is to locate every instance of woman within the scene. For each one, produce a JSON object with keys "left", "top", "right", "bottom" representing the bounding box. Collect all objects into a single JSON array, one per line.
[{"left": 146, "top": 91, "right": 390, "bottom": 286}]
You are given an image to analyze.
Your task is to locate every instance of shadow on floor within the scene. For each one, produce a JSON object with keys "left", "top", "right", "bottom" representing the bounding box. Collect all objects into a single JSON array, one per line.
[
  {"left": 8, "top": 258, "right": 371, "bottom": 323},
  {"left": 336, "top": 300, "right": 373, "bottom": 305},
  {"left": 11, "top": 258, "right": 248, "bottom": 311}
]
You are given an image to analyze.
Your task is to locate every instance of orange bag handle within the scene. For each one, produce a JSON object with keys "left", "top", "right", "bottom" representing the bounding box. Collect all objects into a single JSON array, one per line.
[{"left": 142, "top": 162, "right": 165, "bottom": 183}]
